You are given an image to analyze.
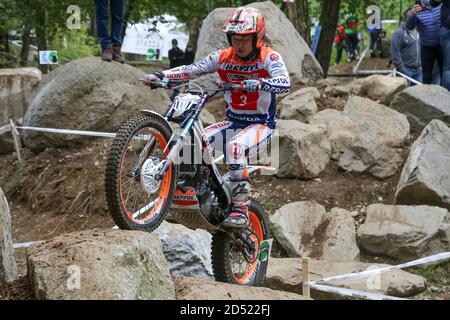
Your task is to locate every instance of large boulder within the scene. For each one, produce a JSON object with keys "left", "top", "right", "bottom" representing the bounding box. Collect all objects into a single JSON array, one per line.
[
  {"left": 23, "top": 57, "right": 170, "bottom": 152},
  {"left": 390, "top": 85, "right": 450, "bottom": 132},
  {"left": 265, "top": 258, "right": 427, "bottom": 299},
  {"left": 275, "top": 120, "right": 331, "bottom": 179},
  {"left": 27, "top": 229, "right": 176, "bottom": 300},
  {"left": 0, "top": 188, "right": 17, "bottom": 283},
  {"left": 309, "top": 109, "right": 360, "bottom": 160},
  {"left": 194, "top": 1, "right": 323, "bottom": 89},
  {"left": 173, "top": 276, "right": 309, "bottom": 300},
  {"left": 269, "top": 202, "right": 360, "bottom": 262},
  {"left": 338, "top": 137, "right": 404, "bottom": 179},
  {"left": 395, "top": 120, "right": 450, "bottom": 210},
  {"left": 357, "top": 204, "right": 450, "bottom": 262},
  {"left": 343, "top": 96, "right": 410, "bottom": 147},
  {"left": 360, "top": 75, "right": 407, "bottom": 105},
  {"left": 154, "top": 221, "right": 213, "bottom": 279},
  {"left": 279, "top": 87, "right": 320, "bottom": 122}
]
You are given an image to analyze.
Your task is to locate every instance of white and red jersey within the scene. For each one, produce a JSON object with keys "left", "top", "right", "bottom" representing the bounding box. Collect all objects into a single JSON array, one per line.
[{"left": 162, "top": 45, "right": 291, "bottom": 129}]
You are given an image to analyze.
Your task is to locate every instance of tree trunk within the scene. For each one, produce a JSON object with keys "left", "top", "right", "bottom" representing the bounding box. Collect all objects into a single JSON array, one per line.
[
  {"left": 188, "top": 18, "right": 203, "bottom": 56},
  {"left": 35, "top": 7, "right": 48, "bottom": 73},
  {"left": 282, "top": 1, "right": 311, "bottom": 46},
  {"left": 296, "top": 0, "right": 311, "bottom": 46},
  {"left": 315, "top": 0, "right": 341, "bottom": 77},
  {"left": 20, "top": 26, "right": 31, "bottom": 67},
  {"left": 121, "top": 0, "right": 134, "bottom": 43}
]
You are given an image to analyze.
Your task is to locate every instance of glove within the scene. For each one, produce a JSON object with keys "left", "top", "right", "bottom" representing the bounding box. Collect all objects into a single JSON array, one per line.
[
  {"left": 143, "top": 72, "right": 165, "bottom": 89},
  {"left": 241, "top": 79, "right": 262, "bottom": 93}
]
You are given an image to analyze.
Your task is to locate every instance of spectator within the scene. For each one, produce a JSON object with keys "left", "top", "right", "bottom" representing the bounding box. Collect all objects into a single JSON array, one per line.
[
  {"left": 407, "top": 1, "right": 443, "bottom": 84},
  {"left": 431, "top": 0, "right": 450, "bottom": 90},
  {"left": 168, "top": 39, "right": 184, "bottom": 69},
  {"left": 334, "top": 25, "right": 346, "bottom": 64},
  {"left": 391, "top": 9, "right": 422, "bottom": 85},
  {"left": 344, "top": 12, "right": 360, "bottom": 62},
  {"left": 184, "top": 41, "right": 195, "bottom": 65},
  {"left": 95, "top": 0, "right": 126, "bottom": 63},
  {"left": 367, "top": 6, "right": 383, "bottom": 58}
]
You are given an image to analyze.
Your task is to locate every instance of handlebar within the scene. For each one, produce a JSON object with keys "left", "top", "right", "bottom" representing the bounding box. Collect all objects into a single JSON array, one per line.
[{"left": 138, "top": 77, "right": 244, "bottom": 96}]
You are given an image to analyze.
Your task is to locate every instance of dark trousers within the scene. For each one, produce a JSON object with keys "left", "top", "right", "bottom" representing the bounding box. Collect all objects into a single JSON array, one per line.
[
  {"left": 95, "top": 0, "right": 127, "bottom": 50},
  {"left": 369, "top": 29, "right": 382, "bottom": 56},
  {"left": 441, "top": 27, "right": 450, "bottom": 91},
  {"left": 345, "top": 34, "right": 359, "bottom": 59},
  {"left": 335, "top": 43, "right": 345, "bottom": 64},
  {"left": 421, "top": 44, "right": 443, "bottom": 85}
]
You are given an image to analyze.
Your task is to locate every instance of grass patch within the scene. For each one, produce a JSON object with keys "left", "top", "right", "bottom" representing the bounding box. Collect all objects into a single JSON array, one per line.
[{"left": 408, "top": 261, "right": 450, "bottom": 286}]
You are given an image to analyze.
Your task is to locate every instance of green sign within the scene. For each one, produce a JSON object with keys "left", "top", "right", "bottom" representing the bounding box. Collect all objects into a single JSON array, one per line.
[
  {"left": 258, "top": 238, "right": 273, "bottom": 262},
  {"left": 39, "top": 50, "right": 58, "bottom": 65},
  {"left": 146, "top": 48, "right": 161, "bottom": 61}
]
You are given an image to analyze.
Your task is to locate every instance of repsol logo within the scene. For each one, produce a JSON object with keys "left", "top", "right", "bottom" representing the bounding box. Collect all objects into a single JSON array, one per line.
[
  {"left": 223, "top": 64, "right": 260, "bottom": 72},
  {"left": 173, "top": 195, "right": 196, "bottom": 201}
]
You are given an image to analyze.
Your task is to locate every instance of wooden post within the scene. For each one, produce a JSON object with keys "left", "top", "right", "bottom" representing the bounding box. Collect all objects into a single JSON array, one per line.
[
  {"left": 302, "top": 257, "right": 311, "bottom": 299},
  {"left": 9, "top": 119, "right": 22, "bottom": 163}
]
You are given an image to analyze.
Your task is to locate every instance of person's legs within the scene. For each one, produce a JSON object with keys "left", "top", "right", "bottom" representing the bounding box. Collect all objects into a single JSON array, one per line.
[
  {"left": 95, "top": 0, "right": 111, "bottom": 50},
  {"left": 336, "top": 43, "right": 343, "bottom": 64},
  {"left": 421, "top": 45, "right": 434, "bottom": 84},
  {"left": 441, "top": 27, "right": 450, "bottom": 91},
  {"left": 110, "top": 0, "right": 127, "bottom": 63},
  {"left": 223, "top": 124, "right": 273, "bottom": 228}
]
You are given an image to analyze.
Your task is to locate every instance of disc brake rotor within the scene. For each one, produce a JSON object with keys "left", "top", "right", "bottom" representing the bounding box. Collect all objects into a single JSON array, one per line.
[{"left": 140, "top": 157, "right": 163, "bottom": 194}]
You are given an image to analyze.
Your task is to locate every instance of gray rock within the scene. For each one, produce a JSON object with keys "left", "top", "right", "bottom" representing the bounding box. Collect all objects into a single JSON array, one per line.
[
  {"left": 357, "top": 204, "right": 450, "bottom": 262},
  {"left": 360, "top": 75, "right": 407, "bottom": 105},
  {"left": 27, "top": 229, "right": 175, "bottom": 300},
  {"left": 0, "top": 188, "right": 17, "bottom": 283},
  {"left": 173, "top": 276, "right": 310, "bottom": 300},
  {"left": 275, "top": 120, "right": 331, "bottom": 179},
  {"left": 269, "top": 202, "right": 360, "bottom": 262},
  {"left": 23, "top": 57, "right": 170, "bottom": 152},
  {"left": 279, "top": 87, "right": 319, "bottom": 122},
  {"left": 199, "top": 109, "right": 216, "bottom": 127},
  {"left": 265, "top": 258, "right": 427, "bottom": 299},
  {"left": 193, "top": 1, "right": 323, "bottom": 89},
  {"left": 309, "top": 109, "right": 360, "bottom": 160},
  {"left": 396, "top": 120, "right": 450, "bottom": 210},
  {"left": 338, "top": 137, "right": 404, "bottom": 179},
  {"left": 344, "top": 96, "right": 410, "bottom": 147},
  {"left": 325, "top": 85, "right": 351, "bottom": 97},
  {"left": 154, "top": 221, "right": 213, "bottom": 279},
  {"left": 390, "top": 85, "right": 450, "bottom": 132}
]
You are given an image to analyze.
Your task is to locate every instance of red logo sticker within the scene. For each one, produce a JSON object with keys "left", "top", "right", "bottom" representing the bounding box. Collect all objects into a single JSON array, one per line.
[{"left": 270, "top": 54, "right": 279, "bottom": 61}]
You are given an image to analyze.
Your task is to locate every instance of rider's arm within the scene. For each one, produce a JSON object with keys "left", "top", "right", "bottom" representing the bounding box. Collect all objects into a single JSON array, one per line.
[
  {"left": 259, "top": 52, "right": 291, "bottom": 94},
  {"left": 161, "top": 51, "right": 220, "bottom": 81}
]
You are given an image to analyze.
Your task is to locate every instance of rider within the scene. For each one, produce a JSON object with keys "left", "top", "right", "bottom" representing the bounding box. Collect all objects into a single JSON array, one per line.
[{"left": 143, "top": 7, "right": 291, "bottom": 229}]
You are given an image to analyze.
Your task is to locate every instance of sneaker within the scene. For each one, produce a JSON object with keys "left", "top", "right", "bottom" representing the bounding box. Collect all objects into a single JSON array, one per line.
[
  {"left": 101, "top": 45, "right": 113, "bottom": 62},
  {"left": 113, "top": 45, "right": 125, "bottom": 64},
  {"left": 223, "top": 206, "right": 249, "bottom": 229}
]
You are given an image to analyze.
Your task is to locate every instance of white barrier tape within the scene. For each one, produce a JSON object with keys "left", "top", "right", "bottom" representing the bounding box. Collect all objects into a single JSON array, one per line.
[
  {"left": 13, "top": 241, "right": 44, "bottom": 249},
  {"left": 394, "top": 70, "right": 423, "bottom": 86},
  {"left": 308, "top": 252, "right": 450, "bottom": 285},
  {"left": 310, "top": 284, "right": 408, "bottom": 300},
  {"left": 353, "top": 46, "right": 370, "bottom": 75},
  {"left": 16, "top": 126, "right": 116, "bottom": 138},
  {"left": 0, "top": 123, "right": 10, "bottom": 135}
]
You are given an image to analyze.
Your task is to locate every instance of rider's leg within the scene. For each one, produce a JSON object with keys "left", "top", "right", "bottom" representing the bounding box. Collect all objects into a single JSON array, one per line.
[{"left": 223, "top": 124, "right": 273, "bottom": 228}]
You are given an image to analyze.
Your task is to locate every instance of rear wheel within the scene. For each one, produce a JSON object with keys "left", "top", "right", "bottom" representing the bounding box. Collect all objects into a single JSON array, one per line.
[
  {"left": 211, "top": 199, "right": 271, "bottom": 286},
  {"left": 105, "top": 114, "right": 176, "bottom": 232}
]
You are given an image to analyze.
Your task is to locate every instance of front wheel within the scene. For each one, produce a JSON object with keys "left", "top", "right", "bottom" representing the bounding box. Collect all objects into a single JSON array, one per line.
[
  {"left": 105, "top": 114, "right": 176, "bottom": 232},
  {"left": 211, "top": 199, "right": 271, "bottom": 286}
]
